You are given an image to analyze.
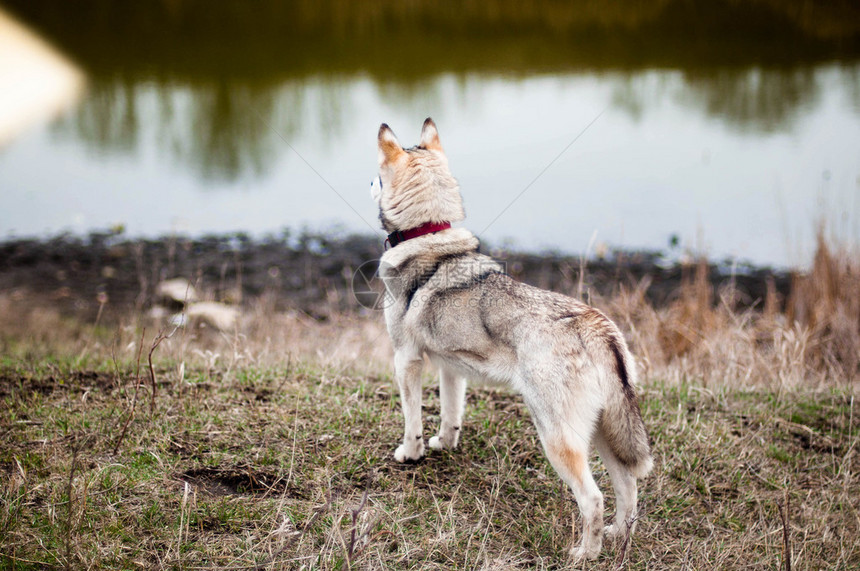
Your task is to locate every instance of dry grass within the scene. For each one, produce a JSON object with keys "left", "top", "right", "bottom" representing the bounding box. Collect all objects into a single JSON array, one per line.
[
  {"left": 0, "top": 360, "right": 857, "bottom": 570},
  {"left": 0, "top": 232, "right": 858, "bottom": 570},
  {"left": 1, "top": 230, "right": 855, "bottom": 389},
  {"left": 604, "top": 231, "right": 859, "bottom": 390}
]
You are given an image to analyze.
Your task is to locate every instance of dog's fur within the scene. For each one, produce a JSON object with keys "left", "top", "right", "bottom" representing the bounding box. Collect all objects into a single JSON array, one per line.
[{"left": 372, "top": 118, "right": 653, "bottom": 562}]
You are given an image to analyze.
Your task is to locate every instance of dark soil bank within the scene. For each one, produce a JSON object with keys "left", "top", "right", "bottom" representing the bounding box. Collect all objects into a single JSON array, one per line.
[{"left": 0, "top": 231, "right": 791, "bottom": 323}]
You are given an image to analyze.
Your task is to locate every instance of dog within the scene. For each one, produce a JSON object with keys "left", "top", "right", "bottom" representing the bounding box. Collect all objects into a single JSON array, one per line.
[{"left": 370, "top": 118, "right": 653, "bottom": 562}]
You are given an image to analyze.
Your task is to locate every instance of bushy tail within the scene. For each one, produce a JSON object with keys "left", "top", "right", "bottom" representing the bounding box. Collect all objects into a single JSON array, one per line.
[{"left": 600, "top": 335, "right": 654, "bottom": 479}]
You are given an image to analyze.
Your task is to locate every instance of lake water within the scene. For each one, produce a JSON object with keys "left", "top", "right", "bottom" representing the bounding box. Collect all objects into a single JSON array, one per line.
[{"left": 1, "top": 1, "right": 859, "bottom": 268}]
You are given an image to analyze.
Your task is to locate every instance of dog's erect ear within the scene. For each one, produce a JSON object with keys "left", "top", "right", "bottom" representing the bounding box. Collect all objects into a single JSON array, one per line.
[
  {"left": 378, "top": 123, "right": 405, "bottom": 166},
  {"left": 419, "top": 117, "right": 443, "bottom": 152}
]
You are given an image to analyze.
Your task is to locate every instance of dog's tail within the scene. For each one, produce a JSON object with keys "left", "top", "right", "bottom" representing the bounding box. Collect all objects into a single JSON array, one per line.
[{"left": 599, "top": 334, "right": 654, "bottom": 479}]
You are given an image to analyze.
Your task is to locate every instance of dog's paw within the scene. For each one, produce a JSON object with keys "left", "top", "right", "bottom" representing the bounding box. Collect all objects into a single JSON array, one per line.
[
  {"left": 428, "top": 435, "right": 446, "bottom": 450},
  {"left": 603, "top": 523, "right": 621, "bottom": 540},
  {"left": 604, "top": 521, "right": 634, "bottom": 542},
  {"left": 394, "top": 442, "right": 424, "bottom": 463},
  {"left": 429, "top": 428, "right": 460, "bottom": 450},
  {"left": 569, "top": 545, "right": 600, "bottom": 564}
]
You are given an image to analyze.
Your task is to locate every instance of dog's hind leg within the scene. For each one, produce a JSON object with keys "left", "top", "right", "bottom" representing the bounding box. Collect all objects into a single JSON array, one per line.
[
  {"left": 594, "top": 432, "right": 638, "bottom": 541},
  {"left": 429, "top": 368, "right": 465, "bottom": 450},
  {"left": 534, "top": 417, "right": 604, "bottom": 562},
  {"left": 393, "top": 350, "right": 426, "bottom": 462}
]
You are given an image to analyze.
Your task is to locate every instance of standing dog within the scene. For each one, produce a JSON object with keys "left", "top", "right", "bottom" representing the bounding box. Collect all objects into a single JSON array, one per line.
[{"left": 371, "top": 118, "right": 653, "bottom": 562}]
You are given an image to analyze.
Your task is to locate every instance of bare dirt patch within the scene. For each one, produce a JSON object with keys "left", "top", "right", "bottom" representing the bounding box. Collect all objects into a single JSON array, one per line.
[
  {"left": 0, "top": 232, "right": 790, "bottom": 325},
  {"left": 0, "top": 370, "right": 120, "bottom": 398},
  {"left": 177, "top": 465, "right": 307, "bottom": 499}
]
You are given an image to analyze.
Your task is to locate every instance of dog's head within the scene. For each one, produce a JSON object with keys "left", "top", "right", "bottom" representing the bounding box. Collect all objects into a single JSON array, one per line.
[{"left": 372, "top": 118, "right": 465, "bottom": 233}]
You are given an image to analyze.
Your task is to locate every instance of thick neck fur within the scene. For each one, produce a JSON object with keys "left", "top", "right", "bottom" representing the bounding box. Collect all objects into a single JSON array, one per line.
[
  {"left": 379, "top": 148, "right": 465, "bottom": 233},
  {"left": 381, "top": 227, "right": 478, "bottom": 269}
]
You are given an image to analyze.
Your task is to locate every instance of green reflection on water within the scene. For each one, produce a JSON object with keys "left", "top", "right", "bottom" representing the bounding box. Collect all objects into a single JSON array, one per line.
[{"left": 3, "top": 0, "right": 860, "bottom": 180}]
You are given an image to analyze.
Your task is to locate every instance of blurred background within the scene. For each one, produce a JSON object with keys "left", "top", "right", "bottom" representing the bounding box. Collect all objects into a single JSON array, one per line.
[{"left": 1, "top": 0, "right": 859, "bottom": 268}]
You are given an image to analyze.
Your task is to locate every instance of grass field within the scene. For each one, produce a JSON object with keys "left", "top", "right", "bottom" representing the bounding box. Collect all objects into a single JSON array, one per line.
[
  {"left": 1, "top": 234, "right": 858, "bottom": 569},
  {"left": 1, "top": 355, "right": 857, "bottom": 570}
]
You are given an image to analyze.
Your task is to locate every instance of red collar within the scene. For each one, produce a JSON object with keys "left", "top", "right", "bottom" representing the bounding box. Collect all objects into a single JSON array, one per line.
[{"left": 385, "top": 221, "right": 451, "bottom": 249}]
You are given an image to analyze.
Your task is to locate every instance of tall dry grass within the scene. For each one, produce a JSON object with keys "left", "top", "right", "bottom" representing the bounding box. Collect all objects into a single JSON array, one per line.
[
  {"left": 607, "top": 231, "right": 859, "bottom": 388},
  {"left": 1, "top": 232, "right": 857, "bottom": 390}
]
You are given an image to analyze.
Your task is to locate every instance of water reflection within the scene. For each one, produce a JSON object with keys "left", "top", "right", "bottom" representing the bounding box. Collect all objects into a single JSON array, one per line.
[
  {"left": 1, "top": 1, "right": 859, "bottom": 268},
  {"left": 55, "top": 79, "right": 310, "bottom": 181},
  {"left": 42, "top": 66, "right": 859, "bottom": 182},
  {"left": 610, "top": 67, "right": 831, "bottom": 133},
  {"left": 2, "top": 0, "right": 859, "bottom": 180},
  {"left": 682, "top": 68, "right": 822, "bottom": 133}
]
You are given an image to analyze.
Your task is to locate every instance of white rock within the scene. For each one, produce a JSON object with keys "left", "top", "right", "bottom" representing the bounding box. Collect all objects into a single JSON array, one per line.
[
  {"left": 155, "top": 278, "right": 199, "bottom": 304},
  {"left": 185, "top": 302, "right": 239, "bottom": 330}
]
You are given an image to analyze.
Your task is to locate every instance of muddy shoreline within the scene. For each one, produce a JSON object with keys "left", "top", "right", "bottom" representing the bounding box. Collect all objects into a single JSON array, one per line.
[{"left": 0, "top": 231, "right": 792, "bottom": 323}]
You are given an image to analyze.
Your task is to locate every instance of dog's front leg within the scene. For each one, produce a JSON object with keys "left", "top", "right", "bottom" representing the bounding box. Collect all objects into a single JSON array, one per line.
[
  {"left": 393, "top": 351, "right": 426, "bottom": 462},
  {"left": 429, "top": 368, "right": 465, "bottom": 450}
]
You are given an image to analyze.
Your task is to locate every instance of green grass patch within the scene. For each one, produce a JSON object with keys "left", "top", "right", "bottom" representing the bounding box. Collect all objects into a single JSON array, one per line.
[{"left": 0, "top": 361, "right": 858, "bottom": 569}]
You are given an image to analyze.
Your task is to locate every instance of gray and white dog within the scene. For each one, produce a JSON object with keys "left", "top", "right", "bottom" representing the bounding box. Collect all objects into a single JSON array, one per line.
[{"left": 371, "top": 118, "right": 653, "bottom": 562}]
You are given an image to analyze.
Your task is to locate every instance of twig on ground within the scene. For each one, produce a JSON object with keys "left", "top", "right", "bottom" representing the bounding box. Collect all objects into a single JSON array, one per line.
[
  {"left": 679, "top": 542, "right": 693, "bottom": 571},
  {"left": 176, "top": 480, "right": 191, "bottom": 568},
  {"left": 77, "top": 292, "right": 108, "bottom": 364},
  {"left": 148, "top": 326, "right": 178, "bottom": 415},
  {"left": 778, "top": 489, "right": 792, "bottom": 571},
  {"left": 285, "top": 393, "right": 301, "bottom": 491},
  {"left": 63, "top": 444, "right": 79, "bottom": 571},
  {"left": 347, "top": 485, "right": 371, "bottom": 563},
  {"left": 113, "top": 328, "right": 146, "bottom": 454},
  {"left": 4, "top": 555, "right": 59, "bottom": 568},
  {"left": 611, "top": 511, "right": 640, "bottom": 571}
]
